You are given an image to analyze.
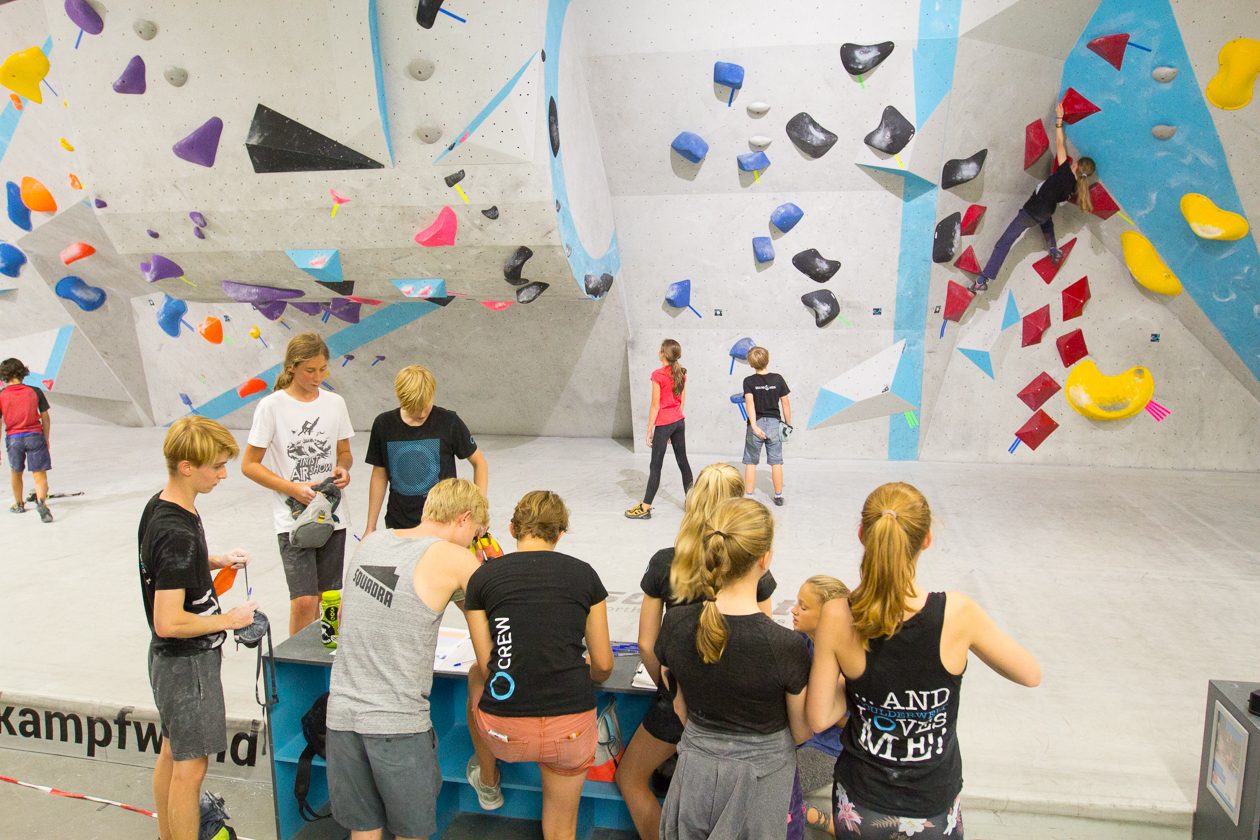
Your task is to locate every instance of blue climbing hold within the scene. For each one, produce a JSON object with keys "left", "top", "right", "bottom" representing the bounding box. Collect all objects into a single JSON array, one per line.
[
  {"left": 157, "top": 294, "right": 188, "bottom": 337},
  {"left": 752, "top": 237, "right": 774, "bottom": 263},
  {"left": 6, "top": 182, "right": 32, "bottom": 232},
  {"left": 737, "top": 151, "right": 770, "bottom": 172},
  {"left": 730, "top": 337, "right": 756, "bottom": 360},
  {"left": 665, "top": 279, "right": 692, "bottom": 308},
  {"left": 671, "top": 131, "right": 709, "bottom": 164},
  {"left": 55, "top": 275, "right": 106, "bottom": 311},
  {"left": 0, "top": 243, "right": 26, "bottom": 278},
  {"left": 713, "top": 61, "right": 745, "bottom": 89},
  {"left": 770, "top": 203, "right": 804, "bottom": 233}
]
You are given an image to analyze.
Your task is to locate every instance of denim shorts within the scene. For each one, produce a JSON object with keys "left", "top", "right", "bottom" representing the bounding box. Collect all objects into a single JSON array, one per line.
[
  {"left": 742, "top": 417, "right": 783, "bottom": 465},
  {"left": 327, "top": 728, "right": 441, "bottom": 837},
  {"left": 6, "top": 433, "right": 51, "bottom": 473}
]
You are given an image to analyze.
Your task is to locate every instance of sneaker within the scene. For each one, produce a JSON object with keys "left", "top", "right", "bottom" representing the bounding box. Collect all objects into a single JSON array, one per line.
[
  {"left": 1049, "top": 246, "right": 1064, "bottom": 264},
  {"left": 36, "top": 501, "right": 53, "bottom": 523},
  {"left": 466, "top": 757, "right": 504, "bottom": 810},
  {"left": 969, "top": 276, "right": 989, "bottom": 293},
  {"left": 773, "top": 494, "right": 784, "bottom": 506},
  {"left": 9, "top": 502, "right": 25, "bottom": 514},
  {"left": 624, "top": 504, "right": 651, "bottom": 520}
]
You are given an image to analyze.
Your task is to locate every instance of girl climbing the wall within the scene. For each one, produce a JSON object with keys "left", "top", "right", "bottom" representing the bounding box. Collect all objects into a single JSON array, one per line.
[
  {"left": 971, "top": 101, "right": 1096, "bottom": 292},
  {"left": 625, "top": 339, "right": 693, "bottom": 520},
  {"left": 807, "top": 482, "right": 1041, "bottom": 839}
]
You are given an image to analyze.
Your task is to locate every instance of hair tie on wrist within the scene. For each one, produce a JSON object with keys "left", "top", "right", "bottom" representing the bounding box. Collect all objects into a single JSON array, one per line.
[{"left": 882, "top": 509, "right": 898, "bottom": 519}]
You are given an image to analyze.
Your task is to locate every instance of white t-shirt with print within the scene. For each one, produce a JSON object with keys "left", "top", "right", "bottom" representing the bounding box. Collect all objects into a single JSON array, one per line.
[{"left": 247, "top": 389, "right": 355, "bottom": 533}]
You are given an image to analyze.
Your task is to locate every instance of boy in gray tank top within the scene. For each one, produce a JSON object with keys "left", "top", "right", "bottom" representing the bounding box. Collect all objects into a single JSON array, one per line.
[{"left": 326, "top": 478, "right": 488, "bottom": 840}]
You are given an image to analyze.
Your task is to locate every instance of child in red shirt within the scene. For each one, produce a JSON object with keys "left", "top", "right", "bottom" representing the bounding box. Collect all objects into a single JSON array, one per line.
[{"left": 0, "top": 358, "right": 53, "bottom": 522}]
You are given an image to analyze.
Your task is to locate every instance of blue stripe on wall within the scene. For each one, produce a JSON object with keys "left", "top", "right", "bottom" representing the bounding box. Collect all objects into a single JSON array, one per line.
[
  {"left": 913, "top": 0, "right": 962, "bottom": 127},
  {"left": 367, "top": 0, "right": 394, "bottom": 165},
  {"left": 887, "top": 177, "right": 937, "bottom": 460}
]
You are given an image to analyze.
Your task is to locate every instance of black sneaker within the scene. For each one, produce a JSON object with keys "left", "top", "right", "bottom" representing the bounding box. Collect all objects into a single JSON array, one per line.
[
  {"left": 773, "top": 495, "right": 784, "bottom": 506},
  {"left": 36, "top": 501, "right": 53, "bottom": 523},
  {"left": 1049, "top": 246, "right": 1064, "bottom": 264}
]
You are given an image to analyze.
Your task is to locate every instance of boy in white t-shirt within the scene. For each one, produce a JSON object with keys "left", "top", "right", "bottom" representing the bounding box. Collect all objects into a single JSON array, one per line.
[{"left": 242, "top": 333, "right": 354, "bottom": 636}]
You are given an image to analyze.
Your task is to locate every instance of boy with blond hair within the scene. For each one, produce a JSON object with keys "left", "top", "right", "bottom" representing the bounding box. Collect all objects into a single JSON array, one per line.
[
  {"left": 741, "top": 346, "right": 793, "bottom": 506},
  {"left": 365, "top": 365, "right": 488, "bottom": 535}
]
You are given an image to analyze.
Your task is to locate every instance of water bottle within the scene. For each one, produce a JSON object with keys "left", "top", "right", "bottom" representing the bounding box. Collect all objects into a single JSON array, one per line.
[{"left": 319, "top": 590, "right": 341, "bottom": 649}]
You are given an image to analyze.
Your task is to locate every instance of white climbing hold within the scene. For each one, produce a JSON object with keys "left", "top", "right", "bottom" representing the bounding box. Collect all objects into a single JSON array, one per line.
[
  {"left": 746, "top": 101, "right": 770, "bottom": 117},
  {"left": 164, "top": 67, "right": 188, "bottom": 87},
  {"left": 1151, "top": 124, "right": 1177, "bottom": 140},
  {"left": 1152, "top": 66, "right": 1178, "bottom": 82},
  {"left": 749, "top": 135, "right": 772, "bottom": 149},
  {"left": 133, "top": 19, "right": 158, "bottom": 40}
]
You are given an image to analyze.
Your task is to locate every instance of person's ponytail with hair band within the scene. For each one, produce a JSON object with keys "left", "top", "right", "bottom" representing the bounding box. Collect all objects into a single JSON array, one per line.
[
  {"left": 661, "top": 339, "right": 686, "bottom": 398},
  {"left": 692, "top": 498, "right": 775, "bottom": 664},
  {"left": 1074, "top": 157, "right": 1096, "bottom": 214},
  {"left": 671, "top": 463, "right": 744, "bottom": 603},
  {"left": 848, "top": 482, "right": 933, "bottom": 648}
]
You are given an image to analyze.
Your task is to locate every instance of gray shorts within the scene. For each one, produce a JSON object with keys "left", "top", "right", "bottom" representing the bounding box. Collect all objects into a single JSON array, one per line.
[
  {"left": 277, "top": 528, "right": 346, "bottom": 599},
  {"left": 743, "top": 417, "right": 784, "bottom": 465},
  {"left": 147, "top": 646, "right": 227, "bottom": 761},
  {"left": 327, "top": 728, "right": 441, "bottom": 837}
]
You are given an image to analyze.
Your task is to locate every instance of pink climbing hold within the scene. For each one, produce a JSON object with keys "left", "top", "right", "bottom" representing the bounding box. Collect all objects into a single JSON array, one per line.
[
  {"left": 481, "top": 300, "right": 514, "bottom": 312},
  {"left": 415, "top": 206, "right": 458, "bottom": 247},
  {"left": 1061, "top": 276, "right": 1091, "bottom": 321},
  {"left": 1087, "top": 182, "right": 1120, "bottom": 220},
  {"left": 960, "top": 204, "right": 986, "bottom": 236},
  {"left": 1024, "top": 119, "right": 1049, "bottom": 169},
  {"left": 1087, "top": 34, "right": 1130, "bottom": 71},
  {"left": 172, "top": 117, "right": 224, "bottom": 167},
  {"left": 942, "top": 280, "right": 975, "bottom": 323},
  {"left": 1021, "top": 305, "right": 1051, "bottom": 347},
  {"left": 1056, "top": 328, "right": 1089, "bottom": 367},
  {"left": 1017, "top": 372, "right": 1061, "bottom": 412},
  {"left": 1033, "top": 237, "right": 1076, "bottom": 284},
  {"left": 953, "top": 246, "right": 981, "bottom": 275},
  {"left": 1060, "top": 88, "right": 1100, "bottom": 124}
]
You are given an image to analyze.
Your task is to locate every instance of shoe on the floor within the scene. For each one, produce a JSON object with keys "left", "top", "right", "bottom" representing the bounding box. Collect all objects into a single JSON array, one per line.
[
  {"left": 466, "top": 757, "right": 504, "bottom": 810},
  {"left": 9, "top": 502, "right": 25, "bottom": 514},
  {"left": 36, "top": 501, "right": 52, "bottom": 523},
  {"left": 773, "top": 494, "right": 784, "bottom": 506},
  {"left": 1049, "top": 246, "right": 1064, "bottom": 264},
  {"left": 624, "top": 504, "right": 651, "bottom": 520}
]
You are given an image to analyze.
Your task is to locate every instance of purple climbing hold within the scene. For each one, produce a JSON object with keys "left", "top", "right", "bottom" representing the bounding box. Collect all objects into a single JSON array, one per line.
[
  {"left": 65, "top": 0, "right": 105, "bottom": 34},
  {"left": 189, "top": 211, "right": 207, "bottom": 228},
  {"left": 172, "top": 117, "right": 224, "bottom": 167},
  {"left": 221, "top": 279, "right": 306, "bottom": 304},
  {"left": 93, "top": 197, "right": 107, "bottom": 208},
  {"left": 147, "top": 229, "right": 160, "bottom": 238},
  {"left": 329, "top": 298, "right": 362, "bottom": 324},
  {"left": 0, "top": 243, "right": 27, "bottom": 278},
  {"left": 289, "top": 301, "right": 323, "bottom": 316},
  {"left": 192, "top": 226, "right": 205, "bottom": 239},
  {"left": 113, "top": 55, "right": 146, "bottom": 94},
  {"left": 140, "top": 253, "right": 184, "bottom": 282},
  {"left": 254, "top": 300, "right": 287, "bottom": 321}
]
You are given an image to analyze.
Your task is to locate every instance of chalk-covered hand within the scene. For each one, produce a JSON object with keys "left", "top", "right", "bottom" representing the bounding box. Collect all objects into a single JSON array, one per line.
[{"left": 224, "top": 548, "right": 249, "bottom": 568}]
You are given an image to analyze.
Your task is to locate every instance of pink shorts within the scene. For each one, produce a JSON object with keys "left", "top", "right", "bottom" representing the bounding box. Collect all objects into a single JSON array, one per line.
[{"left": 473, "top": 705, "right": 597, "bottom": 776}]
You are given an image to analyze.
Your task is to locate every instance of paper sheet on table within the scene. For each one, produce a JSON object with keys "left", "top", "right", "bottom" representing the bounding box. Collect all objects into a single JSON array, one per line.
[
  {"left": 433, "top": 627, "right": 476, "bottom": 674},
  {"left": 632, "top": 662, "right": 657, "bottom": 690}
]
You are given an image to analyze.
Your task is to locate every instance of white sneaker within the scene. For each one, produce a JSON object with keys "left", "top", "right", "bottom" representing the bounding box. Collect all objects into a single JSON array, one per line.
[{"left": 466, "top": 756, "right": 504, "bottom": 810}]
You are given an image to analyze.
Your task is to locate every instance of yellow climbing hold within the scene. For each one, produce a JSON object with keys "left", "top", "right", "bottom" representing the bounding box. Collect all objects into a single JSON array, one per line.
[
  {"left": 1065, "top": 359, "right": 1155, "bottom": 421},
  {"left": 59, "top": 137, "right": 74, "bottom": 152},
  {"left": 0, "top": 45, "right": 50, "bottom": 104},
  {"left": 1179, "top": 193, "right": 1249, "bottom": 240},
  {"left": 1120, "top": 230, "right": 1182, "bottom": 296},
  {"left": 1205, "top": 37, "right": 1260, "bottom": 110}
]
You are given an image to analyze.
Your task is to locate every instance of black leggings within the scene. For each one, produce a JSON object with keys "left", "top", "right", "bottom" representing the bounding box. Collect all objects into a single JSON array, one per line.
[{"left": 643, "top": 419, "right": 693, "bottom": 504}]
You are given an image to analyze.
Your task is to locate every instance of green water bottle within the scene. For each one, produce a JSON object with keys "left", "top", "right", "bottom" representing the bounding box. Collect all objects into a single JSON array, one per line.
[{"left": 320, "top": 590, "right": 341, "bottom": 649}]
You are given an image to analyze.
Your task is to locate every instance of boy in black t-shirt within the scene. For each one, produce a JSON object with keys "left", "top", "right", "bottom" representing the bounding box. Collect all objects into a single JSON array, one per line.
[
  {"left": 364, "top": 365, "right": 488, "bottom": 534},
  {"left": 741, "top": 347, "right": 793, "bottom": 506},
  {"left": 139, "top": 416, "right": 256, "bottom": 840}
]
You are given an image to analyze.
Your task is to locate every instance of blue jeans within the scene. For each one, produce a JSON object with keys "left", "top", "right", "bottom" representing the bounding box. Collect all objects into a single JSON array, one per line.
[{"left": 980, "top": 209, "right": 1058, "bottom": 281}]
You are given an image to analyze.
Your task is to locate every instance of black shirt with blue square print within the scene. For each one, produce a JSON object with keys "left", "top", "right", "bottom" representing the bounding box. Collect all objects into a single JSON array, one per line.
[{"left": 365, "top": 407, "right": 476, "bottom": 529}]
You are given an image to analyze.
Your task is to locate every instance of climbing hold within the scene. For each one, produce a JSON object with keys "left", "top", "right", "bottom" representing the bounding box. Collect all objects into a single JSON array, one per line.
[
  {"left": 516, "top": 281, "right": 548, "bottom": 304},
  {"left": 416, "top": 125, "right": 442, "bottom": 144},
  {"left": 255, "top": 300, "right": 289, "bottom": 321},
  {"left": 665, "top": 279, "right": 695, "bottom": 312},
  {"left": 189, "top": 211, "right": 207, "bottom": 228},
  {"left": 1151, "top": 124, "right": 1177, "bottom": 140},
  {"left": 172, "top": 117, "right": 224, "bottom": 167},
  {"left": 246, "top": 104, "right": 384, "bottom": 173},
  {"left": 940, "top": 149, "right": 987, "bottom": 189},
  {"left": 20, "top": 177, "right": 56, "bottom": 213},
  {"left": 770, "top": 203, "right": 804, "bottom": 233},
  {"left": 1032, "top": 236, "right": 1076, "bottom": 284},
  {"left": 0, "top": 243, "right": 27, "bottom": 277},
  {"left": 288, "top": 302, "right": 322, "bottom": 316},
  {"left": 0, "top": 46, "right": 50, "bottom": 104},
  {"left": 953, "top": 246, "right": 980, "bottom": 274},
  {"left": 1065, "top": 360, "right": 1154, "bottom": 420},
  {"left": 193, "top": 227, "right": 206, "bottom": 240},
  {"left": 1059, "top": 88, "right": 1100, "bottom": 124},
  {"left": 481, "top": 301, "right": 514, "bottom": 312},
  {"left": 671, "top": 131, "right": 709, "bottom": 164},
  {"left": 55, "top": 275, "right": 105, "bottom": 311},
  {"left": 133, "top": 19, "right": 158, "bottom": 40},
  {"left": 140, "top": 254, "right": 184, "bottom": 283},
  {"left": 1056, "top": 328, "right": 1089, "bottom": 367},
  {"left": 237, "top": 378, "right": 267, "bottom": 398},
  {"left": 1021, "top": 305, "right": 1051, "bottom": 347},
  {"left": 393, "top": 279, "right": 445, "bottom": 299},
  {"left": 840, "top": 42, "right": 894, "bottom": 75},
  {"left": 785, "top": 113, "right": 837, "bottom": 159},
  {"left": 415, "top": 0, "right": 446, "bottom": 28},
  {"left": 164, "top": 66, "right": 188, "bottom": 87},
  {"left": 1014, "top": 409, "right": 1058, "bottom": 451},
  {"left": 6, "top": 182, "right": 31, "bottom": 231},
  {"left": 863, "top": 106, "right": 915, "bottom": 155},
  {"left": 547, "top": 96, "right": 561, "bottom": 157},
  {"left": 1120, "top": 231, "right": 1182, "bottom": 296},
  {"left": 792, "top": 249, "right": 840, "bottom": 283},
  {"left": 93, "top": 197, "right": 106, "bottom": 209},
  {"left": 408, "top": 57, "right": 436, "bottom": 81},
  {"left": 960, "top": 204, "right": 986, "bottom": 235},
  {"left": 157, "top": 295, "right": 187, "bottom": 338},
  {"left": 147, "top": 229, "right": 160, "bottom": 239},
  {"left": 737, "top": 151, "right": 770, "bottom": 172},
  {"left": 443, "top": 170, "right": 465, "bottom": 188},
  {"left": 748, "top": 135, "right": 772, "bottom": 150},
  {"left": 1017, "top": 372, "right": 1061, "bottom": 411},
  {"left": 932, "top": 213, "right": 961, "bottom": 263},
  {"left": 713, "top": 61, "right": 745, "bottom": 90},
  {"left": 584, "top": 273, "right": 615, "bottom": 299},
  {"left": 942, "top": 280, "right": 974, "bottom": 323},
  {"left": 800, "top": 290, "right": 840, "bottom": 328},
  {"left": 59, "top": 137, "right": 74, "bottom": 152},
  {"left": 746, "top": 101, "right": 770, "bottom": 117},
  {"left": 1087, "top": 34, "right": 1130, "bottom": 70},
  {"left": 1087, "top": 183, "right": 1120, "bottom": 220},
  {"left": 1061, "top": 276, "right": 1091, "bottom": 321},
  {"left": 68, "top": 173, "right": 83, "bottom": 190},
  {"left": 504, "top": 246, "right": 533, "bottom": 285},
  {"left": 729, "top": 337, "right": 756, "bottom": 364},
  {"left": 7, "top": 93, "right": 20, "bottom": 110},
  {"left": 1152, "top": 66, "right": 1178, "bottom": 83},
  {"left": 1179, "top": 193, "right": 1249, "bottom": 240},
  {"left": 328, "top": 298, "right": 362, "bottom": 324},
  {"left": 752, "top": 237, "right": 774, "bottom": 264},
  {"left": 59, "top": 241, "right": 95, "bottom": 265},
  {"left": 414, "top": 206, "right": 457, "bottom": 246},
  {"left": 1024, "top": 120, "right": 1049, "bottom": 169},
  {"left": 113, "top": 55, "right": 146, "bottom": 94},
  {"left": 197, "top": 316, "right": 223, "bottom": 344},
  {"left": 482, "top": 206, "right": 499, "bottom": 220},
  {"left": 1205, "top": 38, "right": 1260, "bottom": 110},
  {"left": 221, "top": 280, "right": 305, "bottom": 304},
  {"left": 65, "top": 0, "right": 104, "bottom": 35}
]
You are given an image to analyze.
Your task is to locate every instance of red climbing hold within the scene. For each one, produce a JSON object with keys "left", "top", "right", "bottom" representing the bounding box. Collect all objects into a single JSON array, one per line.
[
  {"left": 952, "top": 246, "right": 981, "bottom": 274},
  {"left": 1033, "top": 237, "right": 1076, "bottom": 284},
  {"left": 1015, "top": 409, "right": 1059, "bottom": 451},
  {"left": 60, "top": 241, "right": 96, "bottom": 265},
  {"left": 1021, "top": 304, "right": 1051, "bottom": 347},
  {"left": 961, "top": 204, "right": 986, "bottom": 236},
  {"left": 1061, "top": 276, "right": 1091, "bottom": 321},
  {"left": 1017, "top": 371, "right": 1061, "bottom": 411},
  {"left": 1087, "top": 182, "right": 1120, "bottom": 220},
  {"left": 1060, "top": 88, "right": 1100, "bottom": 124},
  {"left": 237, "top": 378, "right": 267, "bottom": 398},
  {"left": 1056, "top": 328, "right": 1089, "bottom": 367},
  {"left": 1024, "top": 120, "right": 1049, "bottom": 169},
  {"left": 1087, "top": 33, "right": 1129, "bottom": 71},
  {"left": 942, "top": 280, "right": 975, "bottom": 323},
  {"left": 481, "top": 300, "right": 514, "bottom": 312},
  {"left": 415, "top": 206, "right": 457, "bottom": 247}
]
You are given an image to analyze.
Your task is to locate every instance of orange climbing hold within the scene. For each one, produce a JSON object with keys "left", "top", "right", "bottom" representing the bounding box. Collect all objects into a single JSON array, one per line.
[
  {"left": 960, "top": 204, "right": 986, "bottom": 235},
  {"left": 942, "top": 280, "right": 974, "bottom": 323},
  {"left": 1060, "top": 88, "right": 1100, "bottom": 124},
  {"left": 1033, "top": 237, "right": 1076, "bottom": 284},
  {"left": 1024, "top": 120, "right": 1048, "bottom": 169},
  {"left": 198, "top": 316, "right": 223, "bottom": 344},
  {"left": 68, "top": 173, "right": 83, "bottom": 190},
  {"left": 237, "top": 378, "right": 267, "bottom": 398},
  {"left": 212, "top": 565, "right": 238, "bottom": 596},
  {"left": 59, "top": 241, "right": 95, "bottom": 264},
  {"left": 8, "top": 93, "right": 22, "bottom": 110},
  {"left": 953, "top": 246, "right": 981, "bottom": 274},
  {"left": 1087, "top": 34, "right": 1130, "bottom": 70},
  {"left": 20, "top": 176, "right": 56, "bottom": 212},
  {"left": 414, "top": 206, "right": 457, "bottom": 247}
]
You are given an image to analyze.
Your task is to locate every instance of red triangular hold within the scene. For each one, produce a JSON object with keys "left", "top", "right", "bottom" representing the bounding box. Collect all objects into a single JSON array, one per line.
[
  {"left": 942, "top": 280, "right": 975, "bottom": 323},
  {"left": 961, "top": 204, "right": 986, "bottom": 235},
  {"left": 1033, "top": 237, "right": 1077, "bottom": 284},
  {"left": 1087, "top": 33, "right": 1130, "bottom": 70},
  {"left": 1017, "top": 372, "right": 1061, "bottom": 411},
  {"left": 953, "top": 246, "right": 981, "bottom": 274},
  {"left": 1060, "top": 88, "right": 1101, "bottom": 124},
  {"left": 1056, "top": 328, "right": 1089, "bottom": 367},
  {"left": 1021, "top": 304, "right": 1051, "bottom": 347},
  {"left": 1024, "top": 120, "right": 1049, "bottom": 169},
  {"left": 1061, "top": 276, "right": 1091, "bottom": 321},
  {"left": 1088, "top": 182, "right": 1119, "bottom": 220},
  {"left": 1015, "top": 409, "right": 1059, "bottom": 450}
]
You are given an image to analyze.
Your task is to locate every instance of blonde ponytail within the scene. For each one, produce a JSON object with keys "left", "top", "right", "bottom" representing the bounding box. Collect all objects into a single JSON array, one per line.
[
  {"left": 693, "top": 497, "right": 774, "bottom": 664},
  {"left": 274, "top": 332, "right": 330, "bottom": 391},
  {"left": 848, "top": 482, "right": 932, "bottom": 648},
  {"left": 1074, "top": 156, "right": 1096, "bottom": 214},
  {"left": 671, "top": 463, "right": 744, "bottom": 603}
]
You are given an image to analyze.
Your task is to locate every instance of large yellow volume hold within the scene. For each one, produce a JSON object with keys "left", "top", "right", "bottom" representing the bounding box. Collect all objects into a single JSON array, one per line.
[
  {"left": 1064, "top": 359, "right": 1155, "bottom": 421},
  {"left": 1205, "top": 37, "right": 1260, "bottom": 110},
  {"left": 1120, "top": 231, "right": 1182, "bottom": 296},
  {"left": 1179, "top": 193, "right": 1250, "bottom": 240},
  {"left": 0, "top": 45, "right": 50, "bottom": 104}
]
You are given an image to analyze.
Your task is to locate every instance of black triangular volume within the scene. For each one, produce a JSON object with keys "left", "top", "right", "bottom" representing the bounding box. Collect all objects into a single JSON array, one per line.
[
  {"left": 246, "top": 144, "right": 381, "bottom": 174},
  {"left": 416, "top": 0, "right": 446, "bottom": 28},
  {"left": 246, "top": 104, "right": 384, "bottom": 173},
  {"left": 318, "top": 280, "right": 356, "bottom": 296}
]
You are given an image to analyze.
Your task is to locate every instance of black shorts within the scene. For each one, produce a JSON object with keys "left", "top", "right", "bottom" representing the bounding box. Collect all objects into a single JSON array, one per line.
[
  {"left": 148, "top": 646, "right": 227, "bottom": 761},
  {"left": 327, "top": 728, "right": 441, "bottom": 837},
  {"left": 277, "top": 528, "right": 346, "bottom": 598},
  {"left": 641, "top": 684, "right": 684, "bottom": 745}
]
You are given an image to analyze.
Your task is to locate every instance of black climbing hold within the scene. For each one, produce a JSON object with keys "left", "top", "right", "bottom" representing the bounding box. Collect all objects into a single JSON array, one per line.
[
  {"left": 933, "top": 213, "right": 961, "bottom": 263},
  {"left": 801, "top": 290, "right": 840, "bottom": 328},
  {"left": 319, "top": 281, "right": 356, "bottom": 296},
  {"left": 548, "top": 97, "right": 560, "bottom": 157},
  {"left": 416, "top": 0, "right": 446, "bottom": 29},
  {"left": 792, "top": 249, "right": 841, "bottom": 283},
  {"left": 555, "top": 200, "right": 561, "bottom": 213},
  {"left": 863, "top": 106, "right": 915, "bottom": 155},
  {"left": 841, "top": 42, "right": 895, "bottom": 75},
  {"left": 540, "top": 49, "right": 546, "bottom": 61},
  {"left": 504, "top": 246, "right": 534, "bottom": 285},
  {"left": 785, "top": 112, "right": 838, "bottom": 159},
  {"left": 584, "top": 273, "right": 615, "bottom": 299},
  {"left": 245, "top": 104, "right": 385, "bottom": 173},
  {"left": 940, "top": 149, "right": 987, "bottom": 190},
  {"left": 444, "top": 169, "right": 465, "bottom": 187},
  {"left": 482, "top": 206, "right": 499, "bottom": 220},
  {"left": 516, "top": 281, "right": 549, "bottom": 304}
]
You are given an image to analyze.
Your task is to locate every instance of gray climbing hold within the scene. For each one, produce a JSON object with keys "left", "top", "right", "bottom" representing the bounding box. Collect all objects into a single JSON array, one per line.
[
  {"left": 133, "top": 19, "right": 158, "bottom": 40},
  {"left": 933, "top": 212, "right": 961, "bottom": 263},
  {"left": 749, "top": 135, "right": 772, "bottom": 150},
  {"left": 408, "top": 57, "right": 436, "bottom": 81},
  {"left": 504, "top": 246, "right": 533, "bottom": 285},
  {"left": 584, "top": 273, "right": 614, "bottom": 299},
  {"left": 864, "top": 105, "right": 915, "bottom": 155},
  {"left": 841, "top": 42, "right": 894, "bottom": 75},
  {"left": 444, "top": 170, "right": 465, "bottom": 187},
  {"left": 1152, "top": 66, "right": 1178, "bottom": 83},
  {"left": 785, "top": 112, "right": 837, "bottom": 159},
  {"left": 482, "top": 206, "right": 499, "bottom": 220},
  {"left": 941, "top": 149, "right": 987, "bottom": 189},
  {"left": 801, "top": 290, "right": 840, "bottom": 327},
  {"left": 416, "top": 125, "right": 442, "bottom": 144},
  {"left": 516, "top": 281, "right": 548, "bottom": 304},
  {"left": 1152, "top": 124, "right": 1177, "bottom": 140},
  {"left": 164, "top": 66, "right": 188, "bottom": 87},
  {"left": 792, "top": 248, "right": 840, "bottom": 283},
  {"left": 548, "top": 97, "right": 560, "bottom": 157},
  {"left": 746, "top": 101, "right": 770, "bottom": 117}
]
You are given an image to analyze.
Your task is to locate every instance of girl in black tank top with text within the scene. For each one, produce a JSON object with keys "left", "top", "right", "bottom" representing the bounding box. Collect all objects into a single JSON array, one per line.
[{"left": 807, "top": 482, "right": 1041, "bottom": 839}]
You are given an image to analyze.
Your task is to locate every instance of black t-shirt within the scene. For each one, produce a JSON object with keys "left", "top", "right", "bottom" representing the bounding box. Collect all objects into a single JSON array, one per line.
[
  {"left": 137, "top": 493, "right": 224, "bottom": 655},
  {"left": 656, "top": 603, "right": 809, "bottom": 734},
  {"left": 742, "top": 373, "right": 791, "bottom": 419},
  {"left": 465, "top": 550, "right": 608, "bottom": 717},
  {"left": 365, "top": 407, "right": 477, "bottom": 529},
  {"left": 640, "top": 547, "right": 776, "bottom": 609},
  {"left": 1022, "top": 160, "right": 1077, "bottom": 222}
]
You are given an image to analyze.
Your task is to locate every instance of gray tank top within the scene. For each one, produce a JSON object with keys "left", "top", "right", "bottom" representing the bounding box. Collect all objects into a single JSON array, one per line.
[{"left": 327, "top": 533, "right": 444, "bottom": 734}]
